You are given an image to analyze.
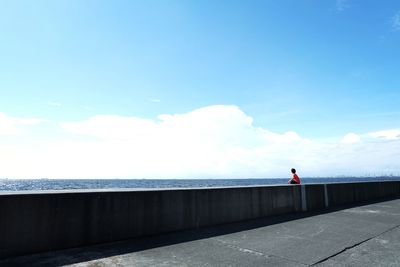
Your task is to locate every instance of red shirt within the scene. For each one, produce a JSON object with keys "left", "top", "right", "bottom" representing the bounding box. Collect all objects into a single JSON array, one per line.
[{"left": 292, "top": 174, "right": 301, "bottom": 184}]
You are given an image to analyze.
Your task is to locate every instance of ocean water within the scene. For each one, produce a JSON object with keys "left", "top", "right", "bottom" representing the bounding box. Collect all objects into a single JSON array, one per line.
[{"left": 1, "top": 177, "right": 400, "bottom": 191}]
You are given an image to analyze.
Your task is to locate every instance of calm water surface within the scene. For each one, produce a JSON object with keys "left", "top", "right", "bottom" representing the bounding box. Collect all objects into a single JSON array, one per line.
[{"left": 1, "top": 177, "right": 400, "bottom": 191}]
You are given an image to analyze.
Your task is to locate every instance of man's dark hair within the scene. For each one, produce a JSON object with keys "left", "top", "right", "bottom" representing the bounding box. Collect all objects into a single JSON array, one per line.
[{"left": 291, "top": 168, "right": 296, "bottom": 174}]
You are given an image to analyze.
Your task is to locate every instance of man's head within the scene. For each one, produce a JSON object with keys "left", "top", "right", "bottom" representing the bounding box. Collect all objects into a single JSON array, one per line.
[{"left": 291, "top": 168, "right": 296, "bottom": 174}]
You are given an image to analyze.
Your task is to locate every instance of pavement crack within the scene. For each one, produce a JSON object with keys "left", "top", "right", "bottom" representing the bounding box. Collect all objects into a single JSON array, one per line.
[
  {"left": 311, "top": 223, "right": 400, "bottom": 266},
  {"left": 213, "top": 238, "right": 265, "bottom": 257},
  {"left": 213, "top": 238, "right": 308, "bottom": 266},
  {"left": 310, "top": 226, "right": 325, "bottom": 237}
]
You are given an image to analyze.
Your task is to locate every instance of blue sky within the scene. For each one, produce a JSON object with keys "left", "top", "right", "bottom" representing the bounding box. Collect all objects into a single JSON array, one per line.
[{"left": 1, "top": 0, "right": 400, "bottom": 178}]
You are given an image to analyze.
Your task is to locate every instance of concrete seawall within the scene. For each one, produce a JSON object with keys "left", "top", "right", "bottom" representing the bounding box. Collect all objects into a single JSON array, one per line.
[{"left": 0, "top": 181, "right": 399, "bottom": 259}]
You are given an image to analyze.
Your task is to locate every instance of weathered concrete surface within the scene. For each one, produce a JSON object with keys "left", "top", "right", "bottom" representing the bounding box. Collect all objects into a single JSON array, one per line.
[
  {"left": 0, "top": 181, "right": 399, "bottom": 259},
  {"left": 0, "top": 185, "right": 303, "bottom": 259},
  {"left": 319, "top": 226, "right": 400, "bottom": 266},
  {"left": 1, "top": 198, "right": 400, "bottom": 267}
]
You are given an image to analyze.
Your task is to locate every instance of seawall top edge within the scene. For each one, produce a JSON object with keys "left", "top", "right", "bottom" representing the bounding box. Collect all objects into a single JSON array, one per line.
[{"left": 0, "top": 180, "right": 399, "bottom": 196}]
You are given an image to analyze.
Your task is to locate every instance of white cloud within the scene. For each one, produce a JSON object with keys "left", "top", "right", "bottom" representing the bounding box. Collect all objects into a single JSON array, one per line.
[
  {"left": 0, "top": 112, "right": 43, "bottom": 135},
  {"left": 392, "top": 11, "right": 400, "bottom": 31},
  {"left": 341, "top": 133, "right": 360, "bottom": 144},
  {"left": 369, "top": 129, "right": 400, "bottom": 140},
  {"left": 336, "top": 0, "right": 350, "bottom": 12},
  {"left": 1, "top": 106, "right": 400, "bottom": 179},
  {"left": 61, "top": 115, "right": 157, "bottom": 140}
]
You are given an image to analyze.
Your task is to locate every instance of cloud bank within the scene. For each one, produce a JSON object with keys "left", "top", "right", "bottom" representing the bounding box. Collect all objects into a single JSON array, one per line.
[
  {"left": 0, "top": 112, "right": 43, "bottom": 135},
  {"left": 0, "top": 106, "right": 399, "bottom": 179}
]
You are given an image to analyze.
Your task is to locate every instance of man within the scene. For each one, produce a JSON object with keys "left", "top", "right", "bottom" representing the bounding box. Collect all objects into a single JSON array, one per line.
[{"left": 288, "top": 168, "right": 301, "bottom": 184}]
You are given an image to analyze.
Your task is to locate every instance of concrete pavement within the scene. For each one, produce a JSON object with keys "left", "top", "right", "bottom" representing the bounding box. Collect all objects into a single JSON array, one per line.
[{"left": 1, "top": 198, "right": 400, "bottom": 266}]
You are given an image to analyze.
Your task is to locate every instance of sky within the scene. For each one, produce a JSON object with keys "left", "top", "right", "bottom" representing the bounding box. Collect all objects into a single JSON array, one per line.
[{"left": 0, "top": 0, "right": 400, "bottom": 179}]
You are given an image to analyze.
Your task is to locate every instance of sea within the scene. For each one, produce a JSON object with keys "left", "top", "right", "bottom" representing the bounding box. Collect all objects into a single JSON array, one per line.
[{"left": 1, "top": 177, "right": 400, "bottom": 191}]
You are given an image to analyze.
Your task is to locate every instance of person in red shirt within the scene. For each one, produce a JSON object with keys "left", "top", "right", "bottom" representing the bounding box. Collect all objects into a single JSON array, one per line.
[{"left": 288, "top": 168, "right": 301, "bottom": 184}]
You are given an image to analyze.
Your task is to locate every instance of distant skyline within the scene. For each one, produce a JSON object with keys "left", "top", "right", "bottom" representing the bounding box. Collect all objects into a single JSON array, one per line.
[{"left": 1, "top": 0, "right": 399, "bottom": 178}]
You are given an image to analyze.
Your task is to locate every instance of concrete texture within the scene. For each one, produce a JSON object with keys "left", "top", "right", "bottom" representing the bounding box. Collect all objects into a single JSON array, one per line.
[
  {"left": 0, "top": 185, "right": 303, "bottom": 259},
  {"left": 0, "top": 181, "right": 399, "bottom": 259},
  {"left": 1, "top": 198, "right": 400, "bottom": 266}
]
